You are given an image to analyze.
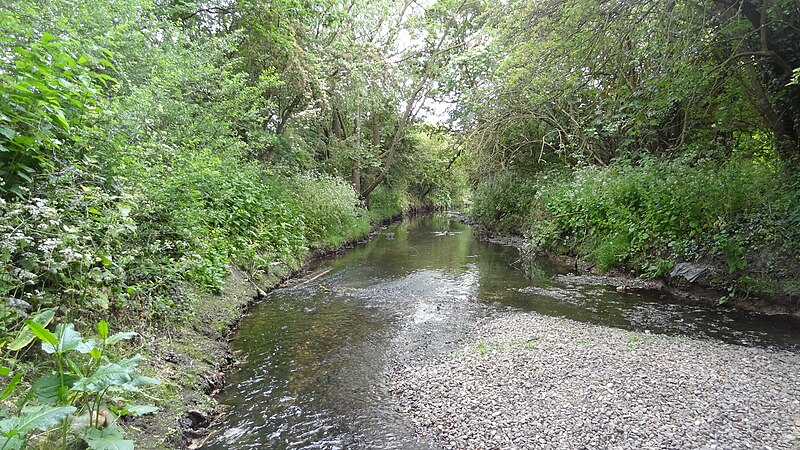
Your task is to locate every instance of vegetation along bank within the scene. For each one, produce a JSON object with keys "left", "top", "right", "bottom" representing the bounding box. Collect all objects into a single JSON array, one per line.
[
  {"left": 465, "top": 0, "right": 800, "bottom": 310},
  {"left": 2, "top": 0, "right": 800, "bottom": 448},
  {"left": 0, "top": 0, "right": 466, "bottom": 448}
]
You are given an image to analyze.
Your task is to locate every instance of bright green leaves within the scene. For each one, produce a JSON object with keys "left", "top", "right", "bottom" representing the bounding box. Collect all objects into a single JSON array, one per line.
[
  {"left": 85, "top": 427, "right": 134, "bottom": 450},
  {"left": 0, "top": 404, "right": 78, "bottom": 449},
  {"left": 31, "top": 372, "right": 75, "bottom": 404},
  {"left": 0, "top": 318, "right": 158, "bottom": 448},
  {"left": 41, "top": 323, "right": 83, "bottom": 355},
  {"left": 0, "top": 10, "right": 111, "bottom": 197},
  {"left": 2, "top": 405, "right": 77, "bottom": 434},
  {"left": 8, "top": 309, "right": 55, "bottom": 351},
  {"left": 23, "top": 320, "right": 59, "bottom": 349},
  {"left": 97, "top": 320, "right": 109, "bottom": 340}
]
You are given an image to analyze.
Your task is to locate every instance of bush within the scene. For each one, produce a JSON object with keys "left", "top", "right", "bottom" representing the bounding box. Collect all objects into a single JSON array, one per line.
[
  {"left": 470, "top": 172, "right": 538, "bottom": 234},
  {"left": 368, "top": 186, "right": 411, "bottom": 221},
  {"left": 528, "top": 158, "right": 798, "bottom": 274},
  {"left": 283, "top": 173, "right": 371, "bottom": 248}
]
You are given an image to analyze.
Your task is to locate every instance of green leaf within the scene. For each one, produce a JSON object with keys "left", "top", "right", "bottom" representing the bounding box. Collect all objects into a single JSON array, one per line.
[
  {"left": 121, "top": 404, "right": 158, "bottom": 416},
  {"left": 116, "top": 354, "right": 144, "bottom": 370},
  {"left": 15, "top": 405, "right": 76, "bottom": 433},
  {"left": 87, "top": 207, "right": 102, "bottom": 216},
  {"left": 116, "top": 204, "right": 132, "bottom": 217},
  {"left": 105, "top": 332, "right": 136, "bottom": 346},
  {"left": 85, "top": 427, "right": 133, "bottom": 450},
  {"left": 127, "top": 375, "right": 161, "bottom": 389},
  {"left": 71, "top": 363, "right": 133, "bottom": 393},
  {"left": 76, "top": 338, "right": 98, "bottom": 354},
  {"left": 51, "top": 111, "right": 69, "bottom": 131},
  {"left": 0, "top": 417, "right": 18, "bottom": 434},
  {"left": 9, "top": 309, "right": 56, "bottom": 351},
  {"left": 30, "top": 372, "right": 76, "bottom": 404},
  {"left": 97, "top": 320, "right": 109, "bottom": 339},
  {"left": 42, "top": 323, "right": 83, "bottom": 355},
  {"left": 0, "top": 436, "right": 23, "bottom": 450},
  {"left": 23, "top": 320, "right": 58, "bottom": 348},
  {"left": 0, "top": 372, "right": 23, "bottom": 401},
  {"left": 97, "top": 253, "right": 113, "bottom": 267},
  {"left": 0, "top": 125, "right": 15, "bottom": 141}
]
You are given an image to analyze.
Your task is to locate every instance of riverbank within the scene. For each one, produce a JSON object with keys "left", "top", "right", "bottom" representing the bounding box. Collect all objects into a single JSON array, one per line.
[
  {"left": 468, "top": 219, "right": 800, "bottom": 318},
  {"left": 127, "top": 212, "right": 412, "bottom": 449},
  {"left": 389, "top": 311, "right": 800, "bottom": 449},
  {"left": 468, "top": 160, "right": 800, "bottom": 313}
]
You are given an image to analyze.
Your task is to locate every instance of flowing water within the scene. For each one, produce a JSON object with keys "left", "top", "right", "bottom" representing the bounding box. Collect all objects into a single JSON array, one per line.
[{"left": 200, "top": 213, "right": 800, "bottom": 449}]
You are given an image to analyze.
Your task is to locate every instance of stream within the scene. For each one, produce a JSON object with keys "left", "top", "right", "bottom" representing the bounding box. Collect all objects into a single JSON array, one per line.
[{"left": 199, "top": 213, "right": 800, "bottom": 449}]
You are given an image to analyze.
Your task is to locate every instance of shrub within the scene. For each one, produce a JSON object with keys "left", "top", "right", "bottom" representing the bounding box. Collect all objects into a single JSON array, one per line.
[
  {"left": 283, "top": 173, "right": 371, "bottom": 248},
  {"left": 470, "top": 172, "right": 538, "bottom": 234},
  {"left": 528, "top": 157, "right": 798, "bottom": 274},
  {"left": 368, "top": 186, "right": 410, "bottom": 220}
]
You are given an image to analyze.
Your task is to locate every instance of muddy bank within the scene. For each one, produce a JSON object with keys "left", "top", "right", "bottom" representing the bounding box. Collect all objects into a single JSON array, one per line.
[{"left": 464, "top": 216, "right": 800, "bottom": 317}]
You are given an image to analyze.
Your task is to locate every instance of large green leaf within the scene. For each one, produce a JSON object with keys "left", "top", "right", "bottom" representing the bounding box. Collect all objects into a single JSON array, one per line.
[
  {"left": 42, "top": 323, "right": 83, "bottom": 355},
  {"left": 0, "top": 436, "right": 23, "bottom": 450},
  {"left": 71, "top": 363, "right": 133, "bottom": 393},
  {"left": 14, "top": 405, "right": 76, "bottom": 434},
  {"left": 8, "top": 309, "right": 55, "bottom": 351},
  {"left": 0, "top": 417, "right": 18, "bottom": 434},
  {"left": 31, "top": 372, "right": 77, "bottom": 404},
  {"left": 105, "top": 332, "right": 137, "bottom": 346},
  {"left": 85, "top": 427, "right": 133, "bottom": 450},
  {"left": 31, "top": 372, "right": 61, "bottom": 404},
  {"left": 23, "top": 320, "right": 58, "bottom": 348}
]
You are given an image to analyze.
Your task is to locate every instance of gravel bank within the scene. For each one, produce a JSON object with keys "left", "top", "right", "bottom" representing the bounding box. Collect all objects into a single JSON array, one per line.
[{"left": 389, "top": 312, "right": 800, "bottom": 449}]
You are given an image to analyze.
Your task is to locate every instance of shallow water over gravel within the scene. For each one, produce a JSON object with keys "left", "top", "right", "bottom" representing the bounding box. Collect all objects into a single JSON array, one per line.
[{"left": 200, "top": 214, "right": 800, "bottom": 449}]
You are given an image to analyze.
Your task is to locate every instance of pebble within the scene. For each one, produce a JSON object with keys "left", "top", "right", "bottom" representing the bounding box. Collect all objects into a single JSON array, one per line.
[{"left": 388, "top": 312, "right": 800, "bottom": 450}]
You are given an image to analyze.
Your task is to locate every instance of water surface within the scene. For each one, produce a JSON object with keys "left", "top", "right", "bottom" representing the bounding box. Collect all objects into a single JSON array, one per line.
[{"left": 201, "top": 214, "right": 800, "bottom": 449}]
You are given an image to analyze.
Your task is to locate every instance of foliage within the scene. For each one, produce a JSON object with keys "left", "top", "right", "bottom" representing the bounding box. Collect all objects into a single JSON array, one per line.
[
  {"left": 470, "top": 172, "right": 538, "bottom": 234},
  {"left": 458, "top": 0, "right": 800, "bottom": 178},
  {"left": 0, "top": 11, "right": 110, "bottom": 198},
  {"left": 368, "top": 186, "right": 411, "bottom": 221},
  {"left": 0, "top": 318, "right": 157, "bottom": 449},
  {"left": 523, "top": 158, "right": 799, "bottom": 276},
  {"left": 283, "top": 174, "right": 371, "bottom": 249}
]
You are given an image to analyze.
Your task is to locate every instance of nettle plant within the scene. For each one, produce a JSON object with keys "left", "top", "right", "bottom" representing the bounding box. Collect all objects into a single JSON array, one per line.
[{"left": 0, "top": 311, "right": 159, "bottom": 449}]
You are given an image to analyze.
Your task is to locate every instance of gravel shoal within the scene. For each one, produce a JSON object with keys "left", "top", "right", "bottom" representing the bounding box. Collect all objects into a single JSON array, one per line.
[{"left": 389, "top": 312, "right": 800, "bottom": 450}]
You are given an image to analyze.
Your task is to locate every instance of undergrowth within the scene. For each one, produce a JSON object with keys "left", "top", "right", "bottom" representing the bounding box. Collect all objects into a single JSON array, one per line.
[{"left": 471, "top": 157, "right": 800, "bottom": 298}]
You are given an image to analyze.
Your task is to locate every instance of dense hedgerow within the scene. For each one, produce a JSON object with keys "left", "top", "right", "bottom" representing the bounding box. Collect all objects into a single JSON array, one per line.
[
  {"left": 472, "top": 158, "right": 800, "bottom": 289},
  {"left": 0, "top": 140, "right": 385, "bottom": 341}
]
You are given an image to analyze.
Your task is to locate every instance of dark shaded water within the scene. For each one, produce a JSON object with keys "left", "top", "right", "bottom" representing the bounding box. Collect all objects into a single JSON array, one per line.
[{"left": 200, "top": 214, "right": 800, "bottom": 449}]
